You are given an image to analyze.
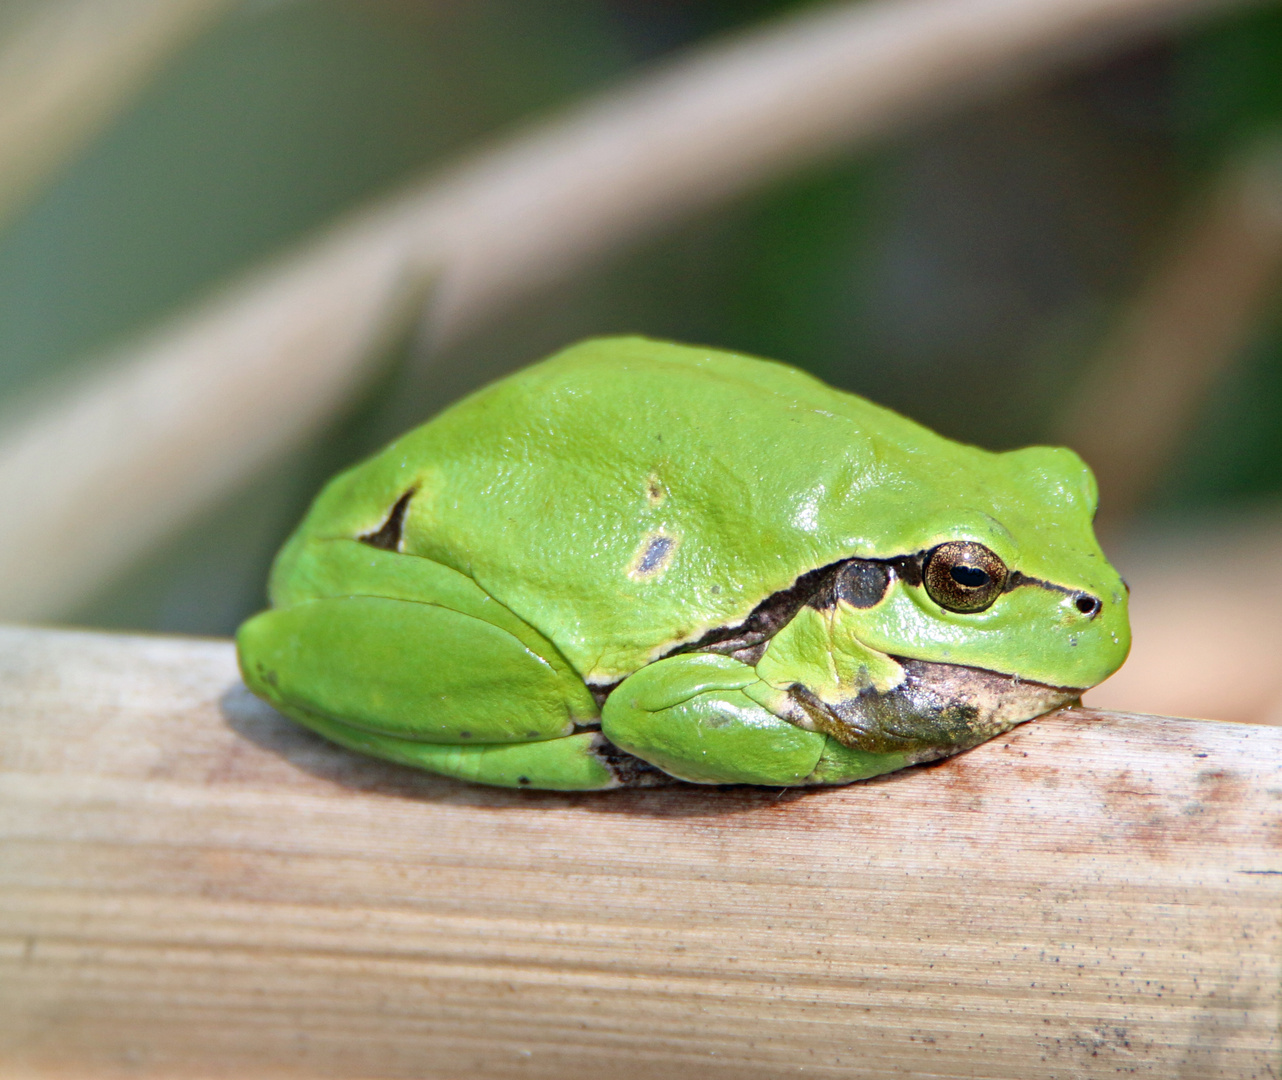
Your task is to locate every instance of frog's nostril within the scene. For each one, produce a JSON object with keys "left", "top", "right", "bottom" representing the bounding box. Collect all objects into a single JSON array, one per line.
[{"left": 1074, "top": 594, "right": 1101, "bottom": 618}]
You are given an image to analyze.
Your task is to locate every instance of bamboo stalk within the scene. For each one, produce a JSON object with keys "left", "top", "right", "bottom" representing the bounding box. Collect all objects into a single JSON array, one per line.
[
  {"left": 1, "top": 624, "right": 1279, "bottom": 1078},
  {"left": 0, "top": 0, "right": 1258, "bottom": 621}
]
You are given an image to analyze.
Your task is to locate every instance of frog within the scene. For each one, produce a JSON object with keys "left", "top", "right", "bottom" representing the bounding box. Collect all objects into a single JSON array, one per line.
[{"left": 236, "top": 336, "right": 1130, "bottom": 790}]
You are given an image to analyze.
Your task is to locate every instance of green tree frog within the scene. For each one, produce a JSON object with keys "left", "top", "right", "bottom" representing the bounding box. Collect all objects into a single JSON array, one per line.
[{"left": 237, "top": 337, "right": 1129, "bottom": 790}]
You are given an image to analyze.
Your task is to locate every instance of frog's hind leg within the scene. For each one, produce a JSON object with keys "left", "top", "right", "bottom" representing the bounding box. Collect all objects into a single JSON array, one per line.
[{"left": 237, "top": 593, "right": 655, "bottom": 790}]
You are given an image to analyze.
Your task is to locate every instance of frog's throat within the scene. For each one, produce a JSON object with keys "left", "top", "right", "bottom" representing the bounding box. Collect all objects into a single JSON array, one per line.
[{"left": 775, "top": 658, "right": 1079, "bottom": 762}]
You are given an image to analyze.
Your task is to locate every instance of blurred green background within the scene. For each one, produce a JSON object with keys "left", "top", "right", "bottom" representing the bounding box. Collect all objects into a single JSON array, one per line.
[{"left": 2, "top": 0, "right": 1278, "bottom": 634}]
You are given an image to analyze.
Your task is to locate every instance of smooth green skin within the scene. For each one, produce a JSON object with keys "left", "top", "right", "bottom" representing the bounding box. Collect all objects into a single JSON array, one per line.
[{"left": 237, "top": 337, "right": 1130, "bottom": 790}]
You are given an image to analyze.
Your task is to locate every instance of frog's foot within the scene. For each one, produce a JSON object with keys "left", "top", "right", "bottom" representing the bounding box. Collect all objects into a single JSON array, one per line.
[
  {"left": 776, "top": 658, "right": 1080, "bottom": 766},
  {"left": 600, "top": 653, "right": 906, "bottom": 786},
  {"left": 601, "top": 653, "right": 822, "bottom": 785}
]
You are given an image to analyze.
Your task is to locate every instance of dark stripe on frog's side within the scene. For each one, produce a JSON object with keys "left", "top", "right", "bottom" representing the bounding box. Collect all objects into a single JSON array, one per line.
[
  {"left": 663, "top": 550, "right": 1098, "bottom": 668},
  {"left": 659, "top": 555, "right": 902, "bottom": 667},
  {"left": 664, "top": 560, "right": 845, "bottom": 664},
  {"left": 359, "top": 489, "right": 416, "bottom": 552},
  {"left": 1004, "top": 570, "right": 1102, "bottom": 617}
]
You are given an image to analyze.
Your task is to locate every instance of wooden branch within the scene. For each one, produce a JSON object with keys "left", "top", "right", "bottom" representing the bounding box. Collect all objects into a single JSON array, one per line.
[
  {"left": 0, "top": 0, "right": 1257, "bottom": 622},
  {"left": 2, "top": 625, "right": 1278, "bottom": 1078}
]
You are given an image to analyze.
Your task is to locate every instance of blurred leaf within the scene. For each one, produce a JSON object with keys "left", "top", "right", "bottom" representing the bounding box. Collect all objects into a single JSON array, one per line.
[{"left": 0, "top": 0, "right": 630, "bottom": 402}]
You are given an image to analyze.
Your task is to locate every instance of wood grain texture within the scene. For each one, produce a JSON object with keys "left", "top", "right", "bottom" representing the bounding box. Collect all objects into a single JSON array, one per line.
[{"left": 1, "top": 624, "right": 1279, "bottom": 1079}]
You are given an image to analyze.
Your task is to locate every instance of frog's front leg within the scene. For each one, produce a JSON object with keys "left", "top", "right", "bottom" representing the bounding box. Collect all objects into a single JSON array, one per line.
[
  {"left": 601, "top": 651, "right": 922, "bottom": 787},
  {"left": 601, "top": 653, "right": 831, "bottom": 785}
]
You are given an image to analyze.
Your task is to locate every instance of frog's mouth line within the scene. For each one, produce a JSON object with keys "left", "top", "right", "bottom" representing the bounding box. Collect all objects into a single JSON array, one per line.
[{"left": 775, "top": 657, "right": 1080, "bottom": 762}]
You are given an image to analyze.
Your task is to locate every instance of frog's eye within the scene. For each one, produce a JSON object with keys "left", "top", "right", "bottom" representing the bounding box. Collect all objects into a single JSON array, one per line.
[{"left": 923, "top": 541, "right": 1008, "bottom": 613}]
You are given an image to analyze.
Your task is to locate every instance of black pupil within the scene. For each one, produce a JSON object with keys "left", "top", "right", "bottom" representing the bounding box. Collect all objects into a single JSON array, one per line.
[
  {"left": 1075, "top": 595, "right": 1099, "bottom": 614},
  {"left": 950, "top": 565, "right": 990, "bottom": 588}
]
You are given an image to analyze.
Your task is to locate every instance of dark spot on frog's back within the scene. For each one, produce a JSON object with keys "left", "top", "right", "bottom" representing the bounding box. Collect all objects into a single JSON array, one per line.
[
  {"left": 359, "top": 489, "right": 415, "bottom": 552},
  {"left": 637, "top": 535, "right": 674, "bottom": 574}
]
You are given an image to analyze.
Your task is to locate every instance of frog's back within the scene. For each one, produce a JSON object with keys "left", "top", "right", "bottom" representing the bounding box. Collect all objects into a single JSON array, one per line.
[{"left": 281, "top": 337, "right": 1090, "bottom": 683}]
